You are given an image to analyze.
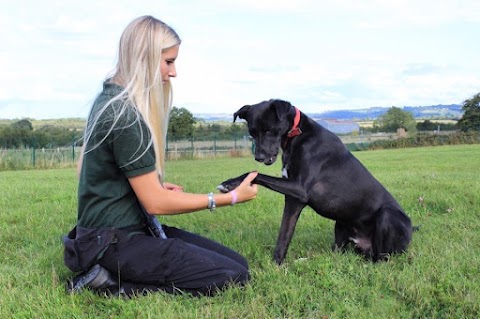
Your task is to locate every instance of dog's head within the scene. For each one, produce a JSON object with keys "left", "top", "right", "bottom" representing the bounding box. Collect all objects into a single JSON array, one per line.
[{"left": 234, "top": 99, "right": 294, "bottom": 165}]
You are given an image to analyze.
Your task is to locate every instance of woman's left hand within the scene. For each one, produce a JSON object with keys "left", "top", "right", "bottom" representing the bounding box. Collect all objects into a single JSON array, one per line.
[{"left": 163, "top": 182, "right": 184, "bottom": 192}]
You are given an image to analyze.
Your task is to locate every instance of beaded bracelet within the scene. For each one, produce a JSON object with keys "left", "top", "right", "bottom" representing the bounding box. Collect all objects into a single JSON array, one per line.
[{"left": 230, "top": 190, "right": 238, "bottom": 206}]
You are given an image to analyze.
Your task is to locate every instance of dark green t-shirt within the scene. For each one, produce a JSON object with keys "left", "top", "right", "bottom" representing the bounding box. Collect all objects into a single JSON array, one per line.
[{"left": 77, "top": 82, "right": 156, "bottom": 228}]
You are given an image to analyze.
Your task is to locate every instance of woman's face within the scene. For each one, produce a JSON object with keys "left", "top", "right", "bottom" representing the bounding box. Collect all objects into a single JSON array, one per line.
[{"left": 161, "top": 44, "right": 179, "bottom": 84}]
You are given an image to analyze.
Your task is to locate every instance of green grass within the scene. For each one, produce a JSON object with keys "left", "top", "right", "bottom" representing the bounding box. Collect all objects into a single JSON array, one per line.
[{"left": 1, "top": 145, "right": 479, "bottom": 318}]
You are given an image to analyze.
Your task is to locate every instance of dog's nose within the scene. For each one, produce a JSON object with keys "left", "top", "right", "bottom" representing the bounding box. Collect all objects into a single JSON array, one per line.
[
  {"left": 254, "top": 156, "right": 265, "bottom": 163},
  {"left": 264, "top": 156, "right": 276, "bottom": 165}
]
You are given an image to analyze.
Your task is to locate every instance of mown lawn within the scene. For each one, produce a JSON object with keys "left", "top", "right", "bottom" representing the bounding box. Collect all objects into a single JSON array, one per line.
[{"left": 0, "top": 144, "right": 479, "bottom": 318}]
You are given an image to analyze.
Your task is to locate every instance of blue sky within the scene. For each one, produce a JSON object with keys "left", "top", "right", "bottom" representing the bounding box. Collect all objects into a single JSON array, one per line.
[{"left": 1, "top": 0, "right": 479, "bottom": 119}]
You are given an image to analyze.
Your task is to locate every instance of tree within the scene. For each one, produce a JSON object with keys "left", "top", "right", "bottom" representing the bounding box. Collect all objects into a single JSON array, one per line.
[
  {"left": 33, "top": 125, "right": 76, "bottom": 148},
  {"left": 10, "top": 119, "right": 34, "bottom": 147},
  {"left": 167, "top": 106, "right": 196, "bottom": 140},
  {"left": 374, "top": 107, "right": 417, "bottom": 133},
  {"left": 416, "top": 120, "right": 457, "bottom": 132},
  {"left": 457, "top": 93, "right": 480, "bottom": 132},
  {"left": 225, "top": 123, "right": 248, "bottom": 139},
  {"left": 11, "top": 119, "right": 33, "bottom": 131},
  {"left": 0, "top": 125, "right": 20, "bottom": 148}
]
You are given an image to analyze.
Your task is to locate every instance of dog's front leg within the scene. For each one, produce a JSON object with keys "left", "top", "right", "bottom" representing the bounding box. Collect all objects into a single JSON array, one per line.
[
  {"left": 218, "top": 172, "right": 309, "bottom": 203},
  {"left": 273, "top": 197, "right": 306, "bottom": 265}
]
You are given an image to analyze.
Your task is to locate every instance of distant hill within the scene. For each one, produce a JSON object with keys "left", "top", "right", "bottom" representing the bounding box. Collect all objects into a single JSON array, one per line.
[
  {"left": 308, "top": 104, "right": 463, "bottom": 121},
  {"left": 195, "top": 104, "right": 463, "bottom": 122},
  {"left": 0, "top": 104, "right": 463, "bottom": 126}
]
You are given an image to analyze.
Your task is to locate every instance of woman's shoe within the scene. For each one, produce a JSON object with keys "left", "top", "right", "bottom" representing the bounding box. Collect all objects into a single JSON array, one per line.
[{"left": 66, "top": 264, "right": 118, "bottom": 294}]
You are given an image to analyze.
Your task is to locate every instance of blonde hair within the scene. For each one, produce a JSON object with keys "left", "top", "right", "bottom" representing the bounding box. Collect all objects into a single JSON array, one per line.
[{"left": 84, "top": 15, "right": 180, "bottom": 180}]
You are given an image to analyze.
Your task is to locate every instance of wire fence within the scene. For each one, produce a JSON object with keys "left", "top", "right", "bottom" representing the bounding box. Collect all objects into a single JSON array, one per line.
[
  {"left": 165, "top": 136, "right": 254, "bottom": 160},
  {"left": 0, "top": 136, "right": 256, "bottom": 171},
  {"left": 2, "top": 131, "right": 463, "bottom": 171}
]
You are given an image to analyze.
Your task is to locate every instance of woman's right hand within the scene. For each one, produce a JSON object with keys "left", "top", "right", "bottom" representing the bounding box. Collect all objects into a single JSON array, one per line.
[{"left": 232, "top": 171, "right": 258, "bottom": 203}]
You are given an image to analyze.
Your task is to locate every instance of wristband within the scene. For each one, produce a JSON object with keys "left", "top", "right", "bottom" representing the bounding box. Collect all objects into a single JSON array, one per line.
[
  {"left": 230, "top": 190, "right": 238, "bottom": 206},
  {"left": 207, "top": 192, "right": 216, "bottom": 212}
]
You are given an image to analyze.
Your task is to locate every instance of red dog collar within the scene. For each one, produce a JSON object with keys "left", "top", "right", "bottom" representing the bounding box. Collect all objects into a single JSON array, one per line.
[{"left": 287, "top": 107, "right": 302, "bottom": 138}]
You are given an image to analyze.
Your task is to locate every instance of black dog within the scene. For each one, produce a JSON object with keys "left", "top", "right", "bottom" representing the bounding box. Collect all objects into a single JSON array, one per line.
[{"left": 217, "top": 99, "right": 413, "bottom": 264}]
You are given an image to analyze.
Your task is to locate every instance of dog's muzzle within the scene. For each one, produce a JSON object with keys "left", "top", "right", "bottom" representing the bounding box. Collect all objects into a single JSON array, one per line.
[{"left": 256, "top": 154, "right": 277, "bottom": 165}]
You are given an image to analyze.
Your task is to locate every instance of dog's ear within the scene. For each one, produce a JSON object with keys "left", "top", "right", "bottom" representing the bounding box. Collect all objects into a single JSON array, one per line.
[
  {"left": 233, "top": 105, "right": 251, "bottom": 122},
  {"left": 270, "top": 99, "right": 292, "bottom": 121}
]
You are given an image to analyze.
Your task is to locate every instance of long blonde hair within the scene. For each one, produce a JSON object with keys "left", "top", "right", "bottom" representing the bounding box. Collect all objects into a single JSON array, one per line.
[{"left": 83, "top": 16, "right": 180, "bottom": 180}]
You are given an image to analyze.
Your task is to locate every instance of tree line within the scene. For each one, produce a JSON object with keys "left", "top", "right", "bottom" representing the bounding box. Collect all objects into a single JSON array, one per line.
[
  {"left": 0, "top": 119, "right": 80, "bottom": 149},
  {"left": 372, "top": 93, "right": 479, "bottom": 133},
  {"left": 366, "top": 107, "right": 457, "bottom": 133},
  {"left": 0, "top": 108, "right": 250, "bottom": 149},
  {"left": 1, "top": 92, "right": 479, "bottom": 149}
]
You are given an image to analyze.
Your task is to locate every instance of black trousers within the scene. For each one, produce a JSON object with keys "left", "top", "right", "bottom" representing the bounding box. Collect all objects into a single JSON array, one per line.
[{"left": 97, "top": 224, "right": 250, "bottom": 297}]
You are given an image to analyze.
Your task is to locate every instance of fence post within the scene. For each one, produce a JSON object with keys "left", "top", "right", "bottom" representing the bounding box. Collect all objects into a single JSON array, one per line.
[
  {"left": 32, "top": 147, "right": 36, "bottom": 168},
  {"left": 213, "top": 135, "right": 217, "bottom": 156},
  {"left": 30, "top": 137, "right": 37, "bottom": 168},
  {"left": 190, "top": 134, "right": 195, "bottom": 158},
  {"left": 166, "top": 138, "right": 169, "bottom": 159},
  {"left": 72, "top": 133, "right": 76, "bottom": 163}
]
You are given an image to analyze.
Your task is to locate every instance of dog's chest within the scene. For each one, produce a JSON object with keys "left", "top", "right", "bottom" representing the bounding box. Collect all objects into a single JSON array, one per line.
[
  {"left": 282, "top": 164, "right": 289, "bottom": 178},
  {"left": 281, "top": 152, "right": 294, "bottom": 178}
]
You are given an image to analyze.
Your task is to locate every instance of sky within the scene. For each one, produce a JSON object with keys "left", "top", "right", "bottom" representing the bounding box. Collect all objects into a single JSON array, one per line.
[{"left": 1, "top": 0, "right": 479, "bottom": 119}]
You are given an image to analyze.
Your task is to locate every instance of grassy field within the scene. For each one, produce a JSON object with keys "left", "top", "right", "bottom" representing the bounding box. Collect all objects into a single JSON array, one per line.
[{"left": 0, "top": 145, "right": 479, "bottom": 318}]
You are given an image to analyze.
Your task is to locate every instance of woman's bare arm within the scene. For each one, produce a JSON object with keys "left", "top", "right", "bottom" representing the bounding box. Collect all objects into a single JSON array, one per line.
[{"left": 128, "top": 170, "right": 258, "bottom": 215}]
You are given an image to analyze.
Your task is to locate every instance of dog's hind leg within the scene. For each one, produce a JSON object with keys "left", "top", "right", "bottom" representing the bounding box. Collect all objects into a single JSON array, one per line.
[
  {"left": 372, "top": 205, "right": 413, "bottom": 262},
  {"left": 333, "top": 222, "right": 373, "bottom": 258},
  {"left": 333, "top": 221, "right": 355, "bottom": 252},
  {"left": 273, "top": 197, "right": 306, "bottom": 265}
]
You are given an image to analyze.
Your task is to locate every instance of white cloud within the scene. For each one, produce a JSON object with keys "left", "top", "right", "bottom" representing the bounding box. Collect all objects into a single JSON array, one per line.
[{"left": 0, "top": 0, "right": 479, "bottom": 119}]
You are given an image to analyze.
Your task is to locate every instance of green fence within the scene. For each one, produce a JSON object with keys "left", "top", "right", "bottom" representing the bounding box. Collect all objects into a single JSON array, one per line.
[
  {"left": 3, "top": 131, "right": 477, "bottom": 171},
  {"left": 0, "top": 137, "right": 255, "bottom": 171}
]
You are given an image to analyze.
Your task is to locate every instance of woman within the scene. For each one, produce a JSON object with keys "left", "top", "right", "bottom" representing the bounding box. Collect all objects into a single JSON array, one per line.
[{"left": 63, "top": 15, "right": 258, "bottom": 297}]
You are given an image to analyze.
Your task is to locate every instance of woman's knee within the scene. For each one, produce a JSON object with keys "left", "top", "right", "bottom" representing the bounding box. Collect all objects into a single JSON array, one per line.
[
  {"left": 236, "top": 268, "right": 250, "bottom": 284},
  {"left": 224, "top": 264, "right": 250, "bottom": 287},
  {"left": 198, "top": 266, "right": 249, "bottom": 297}
]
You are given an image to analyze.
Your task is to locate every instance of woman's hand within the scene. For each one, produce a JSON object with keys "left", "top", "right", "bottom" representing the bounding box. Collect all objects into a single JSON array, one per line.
[
  {"left": 163, "top": 182, "right": 184, "bottom": 192},
  {"left": 232, "top": 171, "right": 258, "bottom": 203}
]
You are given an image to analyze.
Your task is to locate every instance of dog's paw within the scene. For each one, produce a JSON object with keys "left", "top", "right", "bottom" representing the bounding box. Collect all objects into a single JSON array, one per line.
[
  {"left": 216, "top": 175, "right": 246, "bottom": 193},
  {"left": 216, "top": 184, "right": 231, "bottom": 193},
  {"left": 216, "top": 180, "right": 240, "bottom": 193}
]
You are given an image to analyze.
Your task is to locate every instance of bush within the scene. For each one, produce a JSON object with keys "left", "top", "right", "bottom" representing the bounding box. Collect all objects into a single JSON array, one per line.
[{"left": 366, "top": 132, "right": 480, "bottom": 150}]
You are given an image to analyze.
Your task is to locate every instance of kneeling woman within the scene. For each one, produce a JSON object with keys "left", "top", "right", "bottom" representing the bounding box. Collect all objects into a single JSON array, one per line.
[{"left": 63, "top": 15, "right": 258, "bottom": 297}]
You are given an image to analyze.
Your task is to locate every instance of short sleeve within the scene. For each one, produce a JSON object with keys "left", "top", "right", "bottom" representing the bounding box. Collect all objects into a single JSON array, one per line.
[{"left": 110, "top": 105, "right": 156, "bottom": 178}]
